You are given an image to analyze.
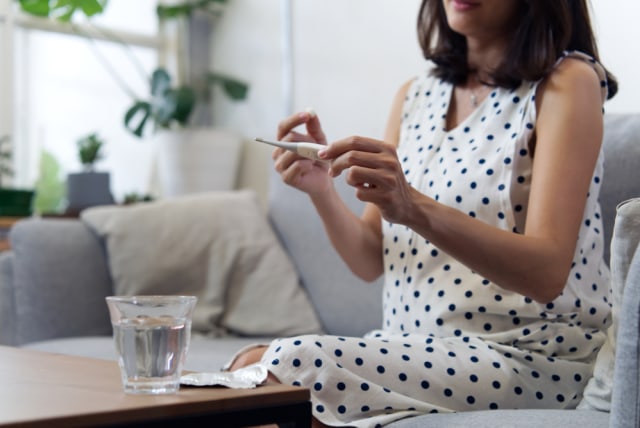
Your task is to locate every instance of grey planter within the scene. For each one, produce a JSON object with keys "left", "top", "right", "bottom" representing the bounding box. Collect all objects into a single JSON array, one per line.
[{"left": 66, "top": 172, "right": 114, "bottom": 211}]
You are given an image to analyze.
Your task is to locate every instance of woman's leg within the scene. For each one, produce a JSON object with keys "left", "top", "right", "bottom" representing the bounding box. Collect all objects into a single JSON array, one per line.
[
  {"left": 230, "top": 346, "right": 330, "bottom": 428},
  {"left": 229, "top": 345, "right": 269, "bottom": 371}
]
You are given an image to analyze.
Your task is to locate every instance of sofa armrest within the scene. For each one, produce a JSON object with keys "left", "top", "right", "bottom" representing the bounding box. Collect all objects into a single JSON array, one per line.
[
  {"left": 6, "top": 218, "right": 114, "bottom": 345},
  {"left": 610, "top": 243, "right": 640, "bottom": 427}
]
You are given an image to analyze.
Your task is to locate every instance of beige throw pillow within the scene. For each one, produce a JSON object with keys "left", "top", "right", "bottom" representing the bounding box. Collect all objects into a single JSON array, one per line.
[{"left": 81, "top": 190, "right": 324, "bottom": 337}]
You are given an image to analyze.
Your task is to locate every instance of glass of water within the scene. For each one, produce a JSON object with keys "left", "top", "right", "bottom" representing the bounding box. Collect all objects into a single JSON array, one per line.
[{"left": 106, "top": 295, "right": 197, "bottom": 395}]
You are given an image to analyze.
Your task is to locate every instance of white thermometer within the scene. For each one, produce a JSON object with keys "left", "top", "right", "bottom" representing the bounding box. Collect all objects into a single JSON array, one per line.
[{"left": 255, "top": 137, "right": 326, "bottom": 161}]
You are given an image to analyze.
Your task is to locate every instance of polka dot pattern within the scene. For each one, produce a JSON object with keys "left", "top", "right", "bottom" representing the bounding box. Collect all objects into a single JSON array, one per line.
[{"left": 257, "top": 51, "right": 612, "bottom": 428}]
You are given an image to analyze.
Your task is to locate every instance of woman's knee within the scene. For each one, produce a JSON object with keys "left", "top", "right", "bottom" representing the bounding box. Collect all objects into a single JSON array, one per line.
[{"left": 229, "top": 346, "right": 268, "bottom": 371}]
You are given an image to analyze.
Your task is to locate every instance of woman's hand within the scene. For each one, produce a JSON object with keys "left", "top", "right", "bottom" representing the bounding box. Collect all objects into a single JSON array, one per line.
[
  {"left": 272, "top": 110, "right": 332, "bottom": 197},
  {"left": 320, "top": 136, "right": 417, "bottom": 225}
]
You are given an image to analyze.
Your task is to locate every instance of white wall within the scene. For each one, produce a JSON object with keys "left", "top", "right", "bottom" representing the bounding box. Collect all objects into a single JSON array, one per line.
[
  {"left": 289, "top": 0, "right": 424, "bottom": 141},
  {"left": 591, "top": 1, "right": 640, "bottom": 113},
  {"left": 209, "top": 0, "right": 289, "bottom": 204},
  {"left": 216, "top": 0, "right": 639, "bottom": 204}
]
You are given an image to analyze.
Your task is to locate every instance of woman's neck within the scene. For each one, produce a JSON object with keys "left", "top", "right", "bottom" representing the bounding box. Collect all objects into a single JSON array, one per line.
[{"left": 466, "top": 36, "right": 509, "bottom": 81}]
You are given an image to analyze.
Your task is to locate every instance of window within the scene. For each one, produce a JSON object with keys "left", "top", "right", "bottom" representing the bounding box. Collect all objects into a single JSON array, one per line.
[{"left": 1, "top": 0, "right": 162, "bottom": 208}]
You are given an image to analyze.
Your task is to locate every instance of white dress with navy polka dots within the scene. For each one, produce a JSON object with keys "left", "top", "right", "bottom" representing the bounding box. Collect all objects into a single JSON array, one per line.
[{"left": 259, "top": 52, "right": 612, "bottom": 427}]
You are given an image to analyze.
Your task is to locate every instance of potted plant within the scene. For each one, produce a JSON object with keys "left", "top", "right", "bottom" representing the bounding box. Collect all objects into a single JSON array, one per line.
[
  {"left": 0, "top": 135, "right": 36, "bottom": 217},
  {"left": 123, "top": 1, "right": 249, "bottom": 197},
  {"left": 66, "top": 132, "right": 114, "bottom": 212},
  {"left": 17, "top": 0, "right": 250, "bottom": 197}
]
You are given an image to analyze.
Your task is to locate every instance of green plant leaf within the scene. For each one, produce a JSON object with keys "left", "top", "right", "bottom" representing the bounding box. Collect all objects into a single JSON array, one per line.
[
  {"left": 156, "top": 4, "right": 193, "bottom": 19},
  {"left": 170, "top": 87, "right": 196, "bottom": 125},
  {"left": 124, "top": 101, "right": 152, "bottom": 138},
  {"left": 19, "top": 0, "right": 107, "bottom": 21},
  {"left": 157, "top": 0, "right": 227, "bottom": 19},
  {"left": 208, "top": 72, "right": 249, "bottom": 100},
  {"left": 34, "top": 150, "right": 66, "bottom": 214},
  {"left": 77, "top": 0, "right": 106, "bottom": 16},
  {"left": 77, "top": 132, "right": 105, "bottom": 166},
  {"left": 150, "top": 68, "right": 172, "bottom": 97},
  {"left": 148, "top": 69, "right": 195, "bottom": 128},
  {"left": 18, "top": 0, "right": 50, "bottom": 17},
  {"left": 152, "top": 93, "right": 177, "bottom": 126},
  {"left": 124, "top": 69, "right": 195, "bottom": 137}
]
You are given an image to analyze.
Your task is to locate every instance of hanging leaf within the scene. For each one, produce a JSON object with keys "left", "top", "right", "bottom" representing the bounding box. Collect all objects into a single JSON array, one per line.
[
  {"left": 124, "top": 101, "right": 152, "bottom": 138},
  {"left": 124, "top": 68, "right": 196, "bottom": 135},
  {"left": 208, "top": 72, "right": 249, "bottom": 100},
  {"left": 168, "top": 87, "right": 197, "bottom": 125},
  {"left": 150, "top": 68, "right": 172, "bottom": 98}
]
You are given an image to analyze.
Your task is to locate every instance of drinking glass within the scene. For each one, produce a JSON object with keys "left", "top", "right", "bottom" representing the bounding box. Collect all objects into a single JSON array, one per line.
[{"left": 106, "top": 295, "right": 197, "bottom": 395}]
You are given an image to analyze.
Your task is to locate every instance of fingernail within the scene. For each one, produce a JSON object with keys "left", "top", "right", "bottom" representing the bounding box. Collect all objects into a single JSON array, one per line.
[
  {"left": 305, "top": 107, "right": 316, "bottom": 118},
  {"left": 318, "top": 149, "right": 327, "bottom": 159}
]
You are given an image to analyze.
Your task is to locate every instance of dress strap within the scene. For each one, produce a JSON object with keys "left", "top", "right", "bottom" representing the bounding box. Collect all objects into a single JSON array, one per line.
[{"left": 557, "top": 50, "right": 609, "bottom": 103}]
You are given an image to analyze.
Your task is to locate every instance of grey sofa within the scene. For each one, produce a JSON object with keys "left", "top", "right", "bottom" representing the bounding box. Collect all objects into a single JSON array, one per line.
[{"left": 1, "top": 114, "right": 639, "bottom": 427}]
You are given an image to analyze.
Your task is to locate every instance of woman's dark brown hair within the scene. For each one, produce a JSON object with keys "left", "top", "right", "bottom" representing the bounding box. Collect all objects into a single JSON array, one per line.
[{"left": 417, "top": 0, "right": 618, "bottom": 99}]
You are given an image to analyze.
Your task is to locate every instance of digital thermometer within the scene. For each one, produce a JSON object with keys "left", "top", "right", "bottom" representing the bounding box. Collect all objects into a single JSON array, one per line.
[{"left": 254, "top": 137, "right": 326, "bottom": 161}]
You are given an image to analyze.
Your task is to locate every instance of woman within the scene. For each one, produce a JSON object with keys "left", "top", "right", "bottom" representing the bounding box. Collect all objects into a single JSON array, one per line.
[{"left": 230, "top": 0, "right": 618, "bottom": 426}]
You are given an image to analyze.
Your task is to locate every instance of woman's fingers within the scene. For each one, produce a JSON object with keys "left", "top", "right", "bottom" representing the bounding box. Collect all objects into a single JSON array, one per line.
[
  {"left": 304, "top": 110, "right": 328, "bottom": 145},
  {"left": 277, "top": 112, "right": 310, "bottom": 140},
  {"left": 323, "top": 136, "right": 396, "bottom": 177},
  {"left": 276, "top": 109, "right": 328, "bottom": 146}
]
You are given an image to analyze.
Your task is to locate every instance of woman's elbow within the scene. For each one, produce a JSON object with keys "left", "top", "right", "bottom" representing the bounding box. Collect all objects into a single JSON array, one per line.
[
  {"left": 527, "top": 268, "right": 570, "bottom": 304},
  {"left": 351, "top": 265, "right": 384, "bottom": 283}
]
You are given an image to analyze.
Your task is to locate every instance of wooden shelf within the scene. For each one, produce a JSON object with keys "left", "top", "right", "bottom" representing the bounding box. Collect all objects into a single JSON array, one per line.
[
  {"left": 0, "top": 216, "right": 24, "bottom": 252},
  {"left": 0, "top": 216, "right": 22, "bottom": 228}
]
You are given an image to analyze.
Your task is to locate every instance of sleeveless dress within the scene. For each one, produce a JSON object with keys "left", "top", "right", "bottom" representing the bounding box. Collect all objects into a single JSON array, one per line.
[{"left": 257, "top": 51, "right": 612, "bottom": 428}]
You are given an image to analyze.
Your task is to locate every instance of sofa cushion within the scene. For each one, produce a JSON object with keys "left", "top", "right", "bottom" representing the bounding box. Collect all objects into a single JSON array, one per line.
[
  {"left": 609, "top": 236, "right": 640, "bottom": 428},
  {"left": 81, "top": 190, "right": 323, "bottom": 338},
  {"left": 9, "top": 218, "right": 113, "bottom": 345},
  {"left": 579, "top": 197, "right": 640, "bottom": 411},
  {"left": 387, "top": 409, "right": 608, "bottom": 428}
]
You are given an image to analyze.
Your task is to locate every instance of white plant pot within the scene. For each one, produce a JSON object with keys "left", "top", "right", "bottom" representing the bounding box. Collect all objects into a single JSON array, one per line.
[{"left": 155, "top": 128, "right": 243, "bottom": 198}]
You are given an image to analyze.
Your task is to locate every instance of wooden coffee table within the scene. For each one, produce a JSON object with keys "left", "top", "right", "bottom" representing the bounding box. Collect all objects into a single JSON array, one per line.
[{"left": 0, "top": 346, "right": 311, "bottom": 427}]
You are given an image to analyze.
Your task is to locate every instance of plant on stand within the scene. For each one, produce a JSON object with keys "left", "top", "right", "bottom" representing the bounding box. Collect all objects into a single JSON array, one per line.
[{"left": 0, "top": 135, "right": 36, "bottom": 217}]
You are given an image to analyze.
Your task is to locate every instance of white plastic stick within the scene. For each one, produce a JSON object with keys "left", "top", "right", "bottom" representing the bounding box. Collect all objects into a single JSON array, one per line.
[{"left": 255, "top": 138, "right": 325, "bottom": 161}]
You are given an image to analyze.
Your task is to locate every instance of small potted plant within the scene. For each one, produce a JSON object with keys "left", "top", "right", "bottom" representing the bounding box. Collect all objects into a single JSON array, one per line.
[
  {"left": 66, "top": 132, "right": 114, "bottom": 213},
  {"left": 0, "top": 135, "right": 35, "bottom": 217},
  {"left": 77, "top": 132, "right": 105, "bottom": 171}
]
